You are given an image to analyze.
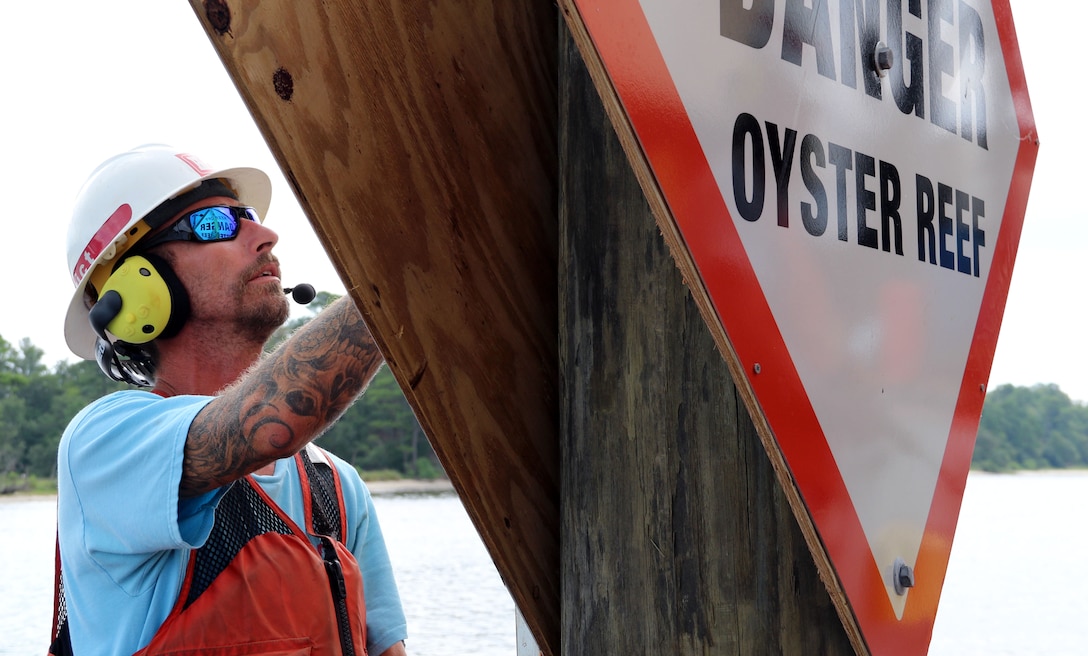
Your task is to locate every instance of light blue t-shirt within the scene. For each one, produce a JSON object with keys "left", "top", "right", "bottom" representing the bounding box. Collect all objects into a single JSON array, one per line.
[{"left": 57, "top": 389, "right": 407, "bottom": 655}]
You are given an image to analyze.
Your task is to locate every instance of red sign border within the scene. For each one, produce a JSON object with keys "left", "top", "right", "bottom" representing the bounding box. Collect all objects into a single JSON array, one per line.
[{"left": 571, "top": 0, "right": 1038, "bottom": 652}]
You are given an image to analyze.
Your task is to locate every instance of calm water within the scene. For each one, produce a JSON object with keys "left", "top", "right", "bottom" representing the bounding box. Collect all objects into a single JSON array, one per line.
[
  {"left": 928, "top": 471, "right": 1088, "bottom": 656},
  {"left": 0, "top": 491, "right": 516, "bottom": 656},
  {"left": 2, "top": 472, "right": 1085, "bottom": 655}
]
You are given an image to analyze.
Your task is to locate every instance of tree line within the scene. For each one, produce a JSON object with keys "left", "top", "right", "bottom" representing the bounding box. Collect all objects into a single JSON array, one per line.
[
  {"left": 0, "top": 292, "right": 440, "bottom": 490},
  {"left": 1, "top": 296, "right": 1084, "bottom": 488},
  {"left": 974, "top": 382, "right": 1088, "bottom": 472}
]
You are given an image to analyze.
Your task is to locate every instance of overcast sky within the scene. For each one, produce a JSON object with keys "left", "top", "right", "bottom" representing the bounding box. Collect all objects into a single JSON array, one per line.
[{"left": 0, "top": 1, "right": 1079, "bottom": 401}]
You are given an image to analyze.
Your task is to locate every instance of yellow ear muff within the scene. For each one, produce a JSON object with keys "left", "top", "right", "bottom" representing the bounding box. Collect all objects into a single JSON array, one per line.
[{"left": 97, "top": 255, "right": 173, "bottom": 344}]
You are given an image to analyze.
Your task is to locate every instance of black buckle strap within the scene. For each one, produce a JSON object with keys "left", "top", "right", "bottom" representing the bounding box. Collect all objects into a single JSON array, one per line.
[
  {"left": 320, "top": 536, "right": 356, "bottom": 656},
  {"left": 324, "top": 555, "right": 347, "bottom": 601},
  {"left": 299, "top": 448, "right": 342, "bottom": 541},
  {"left": 302, "top": 449, "right": 356, "bottom": 655}
]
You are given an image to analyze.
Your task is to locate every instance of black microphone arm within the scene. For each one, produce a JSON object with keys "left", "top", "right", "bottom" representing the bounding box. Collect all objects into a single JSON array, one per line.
[{"left": 283, "top": 284, "right": 317, "bottom": 305}]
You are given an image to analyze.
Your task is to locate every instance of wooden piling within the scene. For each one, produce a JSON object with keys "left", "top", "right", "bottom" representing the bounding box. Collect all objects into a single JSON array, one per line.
[{"left": 558, "top": 22, "right": 857, "bottom": 655}]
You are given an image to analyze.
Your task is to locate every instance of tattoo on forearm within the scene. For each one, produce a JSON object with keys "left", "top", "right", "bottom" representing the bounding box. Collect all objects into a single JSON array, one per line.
[{"left": 180, "top": 299, "right": 383, "bottom": 496}]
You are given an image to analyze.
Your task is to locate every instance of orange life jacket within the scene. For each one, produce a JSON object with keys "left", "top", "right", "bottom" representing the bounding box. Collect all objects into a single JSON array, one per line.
[{"left": 52, "top": 448, "right": 368, "bottom": 656}]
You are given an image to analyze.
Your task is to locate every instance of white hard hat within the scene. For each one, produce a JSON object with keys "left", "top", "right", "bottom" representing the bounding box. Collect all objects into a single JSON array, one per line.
[{"left": 64, "top": 144, "right": 272, "bottom": 360}]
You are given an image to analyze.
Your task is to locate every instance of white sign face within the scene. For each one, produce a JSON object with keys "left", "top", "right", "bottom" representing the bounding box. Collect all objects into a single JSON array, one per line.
[
  {"left": 645, "top": 0, "right": 1016, "bottom": 616},
  {"left": 571, "top": 0, "right": 1036, "bottom": 650}
]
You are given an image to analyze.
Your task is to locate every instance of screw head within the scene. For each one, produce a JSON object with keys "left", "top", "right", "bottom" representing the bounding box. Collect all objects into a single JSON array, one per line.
[
  {"left": 873, "top": 42, "right": 894, "bottom": 77},
  {"left": 893, "top": 557, "right": 914, "bottom": 595}
]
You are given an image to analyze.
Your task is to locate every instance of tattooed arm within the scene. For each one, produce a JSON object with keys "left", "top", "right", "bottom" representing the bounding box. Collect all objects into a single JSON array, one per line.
[{"left": 179, "top": 297, "right": 384, "bottom": 497}]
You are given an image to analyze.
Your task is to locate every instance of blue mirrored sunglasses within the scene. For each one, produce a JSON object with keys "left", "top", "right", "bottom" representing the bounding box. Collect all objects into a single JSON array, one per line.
[{"left": 140, "top": 205, "right": 259, "bottom": 249}]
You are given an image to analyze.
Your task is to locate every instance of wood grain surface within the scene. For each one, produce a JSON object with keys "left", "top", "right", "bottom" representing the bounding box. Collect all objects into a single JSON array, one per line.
[{"left": 187, "top": 1, "right": 560, "bottom": 652}]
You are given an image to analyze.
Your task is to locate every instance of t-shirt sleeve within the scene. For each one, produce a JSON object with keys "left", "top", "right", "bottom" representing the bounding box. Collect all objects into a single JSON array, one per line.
[{"left": 60, "top": 391, "right": 222, "bottom": 562}]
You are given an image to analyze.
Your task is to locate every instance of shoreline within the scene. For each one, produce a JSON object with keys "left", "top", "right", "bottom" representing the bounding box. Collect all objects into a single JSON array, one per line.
[
  {"left": 364, "top": 478, "right": 455, "bottom": 496},
  {"left": 0, "top": 478, "right": 456, "bottom": 503},
  {"left": 7, "top": 469, "right": 1088, "bottom": 503}
]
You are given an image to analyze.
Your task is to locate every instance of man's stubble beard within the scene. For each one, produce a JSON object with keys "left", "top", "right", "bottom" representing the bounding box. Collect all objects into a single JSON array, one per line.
[{"left": 235, "top": 285, "right": 291, "bottom": 345}]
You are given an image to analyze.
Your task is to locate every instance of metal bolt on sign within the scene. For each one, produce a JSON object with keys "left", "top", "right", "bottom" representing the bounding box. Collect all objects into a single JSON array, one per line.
[
  {"left": 872, "top": 41, "right": 893, "bottom": 77},
  {"left": 892, "top": 558, "right": 915, "bottom": 595}
]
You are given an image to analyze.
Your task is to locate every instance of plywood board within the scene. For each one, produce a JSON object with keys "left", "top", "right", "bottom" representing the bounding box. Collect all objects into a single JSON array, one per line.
[{"left": 186, "top": 1, "right": 559, "bottom": 652}]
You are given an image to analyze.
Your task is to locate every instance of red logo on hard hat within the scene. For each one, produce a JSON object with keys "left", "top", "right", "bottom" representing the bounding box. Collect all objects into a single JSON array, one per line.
[
  {"left": 74, "top": 204, "right": 133, "bottom": 285},
  {"left": 176, "top": 153, "right": 213, "bottom": 177}
]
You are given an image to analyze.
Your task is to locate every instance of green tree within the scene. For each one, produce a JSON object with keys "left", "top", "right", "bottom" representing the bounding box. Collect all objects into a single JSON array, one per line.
[
  {"left": 0, "top": 333, "right": 128, "bottom": 479},
  {"left": 974, "top": 383, "right": 1088, "bottom": 471},
  {"left": 0, "top": 336, "right": 35, "bottom": 477},
  {"left": 0, "top": 394, "right": 27, "bottom": 475},
  {"left": 319, "top": 367, "right": 439, "bottom": 478}
]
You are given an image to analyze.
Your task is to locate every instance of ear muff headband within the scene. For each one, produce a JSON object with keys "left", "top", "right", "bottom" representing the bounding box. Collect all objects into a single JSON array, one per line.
[
  {"left": 94, "top": 337, "right": 156, "bottom": 387},
  {"left": 94, "top": 253, "right": 191, "bottom": 344}
]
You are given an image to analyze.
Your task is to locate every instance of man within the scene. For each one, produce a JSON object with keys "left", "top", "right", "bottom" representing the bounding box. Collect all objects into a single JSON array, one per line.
[{"left": 53, "top": 144, "right": 408, "bottom": 655}]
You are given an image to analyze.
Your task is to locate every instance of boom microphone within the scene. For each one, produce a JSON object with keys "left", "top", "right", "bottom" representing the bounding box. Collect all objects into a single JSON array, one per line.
[{"left": 284, "top": 284, "right": 316, "bottom": 305}]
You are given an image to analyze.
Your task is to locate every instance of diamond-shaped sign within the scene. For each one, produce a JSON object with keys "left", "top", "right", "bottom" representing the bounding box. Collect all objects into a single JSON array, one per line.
[{"left": 564, "top": 0, "right": 1037, "bottom": 652}]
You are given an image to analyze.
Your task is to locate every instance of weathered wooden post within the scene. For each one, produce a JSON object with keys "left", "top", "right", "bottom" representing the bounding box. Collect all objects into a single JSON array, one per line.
[{"left": 558, "top": 22, "right": 856, "bottom": 655}]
